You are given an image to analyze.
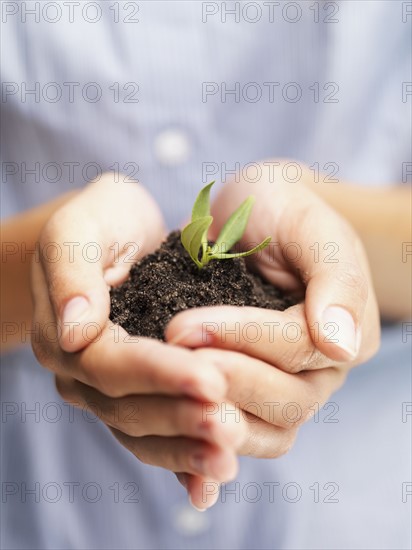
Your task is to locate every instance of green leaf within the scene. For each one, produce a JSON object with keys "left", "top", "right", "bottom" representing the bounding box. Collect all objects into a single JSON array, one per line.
[
  {"left": 181, "top": 216, "right": 213, "bottom": 268},
  {"left": 210, "top": 237, "right": 271, "bottom": 260},
  {"left": 191, "top": 181, "right": 215, "bottom": 222},
  {"left": 214, "top": 196, "right": 255, "bottom": 254}
]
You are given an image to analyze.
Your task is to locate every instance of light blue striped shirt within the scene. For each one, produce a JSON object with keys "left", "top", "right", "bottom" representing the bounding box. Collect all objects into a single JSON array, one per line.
[{"left": 1, "top": 1, "right": 411, "bottom": 548}]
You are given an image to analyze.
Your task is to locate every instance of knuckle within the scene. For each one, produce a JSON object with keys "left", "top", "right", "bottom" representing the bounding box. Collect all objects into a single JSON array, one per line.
[
  {"left": 78, "top": 352, "right": 108, "bottom": 395},
  {"left": 299, "top": 400, "right": 317, "bottom": 426},
  {"left": 198, "top": 406, "right": 221, "bottom": 437},
  {"left": 80, "top": 342, "right": 123, "bottom": 398},
  {"left": 100, "top": 382, "right": 123, "bottom": 399},
  {"left": 131, "top": 440, "right": 148, "bottom": 465},
  {"left": 119, "top": 435, "right": 157, "bottom": 466},
  {"left": 54, "top": 377, "right": 74, "bottom": 402},
  {"left": 280, "top": 342, "right": 305, "bottom": 374},
  {"left": 277, "top": 429, "right": 298, "bottom": 456},
  {"left": 122, "top": 425, "right": 143, "bottom": 438},
  {"left": 278, "top": 395, "right": 315, "bottom": 429},
  {"left": 117, "top": 404, "right": 144, "bottom": 437},
  {"left": 185, "top": 442, "right": 208, "bottom": 472},
  {"left": 262, "top": 428, "right": 298, "bottom": 459},
  {"left": 176, "top": 400, "right": 197, "bottom": 430},
  {"left": 277, "top": 410, "right": 299, "bottom": 430},
  {"left": 31, "top": 329, "right": 59, "bottom": 373},
  {"left": 277, "top": 310, "right": 324, "bottom": 374},
  {"left": 301, "top": 346, "right": 327, "bottom": 371},
  {"left": 297, "top": 385, "right": 321, "bottom": 423},
  {"left": 169, "top": 440, "right": 190, "bottom": 472}
]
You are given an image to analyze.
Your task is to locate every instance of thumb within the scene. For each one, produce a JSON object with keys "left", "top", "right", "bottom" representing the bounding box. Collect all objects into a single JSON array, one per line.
[
  {"left": 58, "top": 281, "right": 110, "bottom": 354},
  {"left": 288, "top": 204, "right": 370, "bottom": 362},
  {"left": 39, "top": 216, "right": 111, "bottom": 353}
]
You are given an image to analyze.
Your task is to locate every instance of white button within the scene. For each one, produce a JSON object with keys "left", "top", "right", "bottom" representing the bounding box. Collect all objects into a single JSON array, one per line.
[
  {"left": 172, "top": 502, "right": 210, "bottom": 536},
  {"left": 154, "top": 128, "right": 191, "bottom": 166}
]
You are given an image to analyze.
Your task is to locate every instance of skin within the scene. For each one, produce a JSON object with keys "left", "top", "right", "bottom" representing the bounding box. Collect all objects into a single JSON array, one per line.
[
  {"left": 304, "top": 178, "right": 411, "bottom": 321},
  {"left": 3, "top": 160, "right": 405, "bottom": 509}
]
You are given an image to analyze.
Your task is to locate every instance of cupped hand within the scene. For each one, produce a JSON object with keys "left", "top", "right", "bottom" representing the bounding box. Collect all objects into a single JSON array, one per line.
[
  {"left": 31, "top": 174, "right": 247, "bottom": 510},
  {"left": 165, "top": 160, "right": 381, "bottom": 506}
]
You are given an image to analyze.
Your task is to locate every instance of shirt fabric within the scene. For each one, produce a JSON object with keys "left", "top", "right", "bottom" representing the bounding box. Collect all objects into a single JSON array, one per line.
[{"left": 1, "top": 1, "right": 411, "bottom": 549}]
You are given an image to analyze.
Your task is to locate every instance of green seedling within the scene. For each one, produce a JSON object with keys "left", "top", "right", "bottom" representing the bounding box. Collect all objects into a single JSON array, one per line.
[{"left": 181, "top": 181, "right": 271, "bottom": 268}]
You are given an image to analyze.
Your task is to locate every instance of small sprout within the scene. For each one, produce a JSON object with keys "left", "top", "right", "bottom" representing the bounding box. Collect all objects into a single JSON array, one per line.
[{"left": 181, "top": 181, "right": 271, "bottom": 268}]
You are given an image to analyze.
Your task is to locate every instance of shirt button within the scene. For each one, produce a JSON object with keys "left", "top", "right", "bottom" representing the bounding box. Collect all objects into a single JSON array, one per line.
[
  {"left": 171, "top": 502, "right": 210, "bottom": 536},
  {"left": 154, "top": 128, "right": 191, "bottom": 166}
]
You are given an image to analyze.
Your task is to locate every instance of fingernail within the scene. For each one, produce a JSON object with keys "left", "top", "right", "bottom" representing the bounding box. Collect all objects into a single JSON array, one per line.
[
  {"left": 188, "top": 495, "right": 206, "bottom": 512},
  {"left": 322, "top": 306, "right": 358, "bottom": 359},
  {"left": 62, "top": 296, "right": 89, "bottom": 325}
]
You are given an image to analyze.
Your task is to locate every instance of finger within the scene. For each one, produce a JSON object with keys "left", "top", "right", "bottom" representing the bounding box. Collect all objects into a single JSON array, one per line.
[
  {"left": 191, "top": 348, "right": 346, "bottom": 430},
  {"left": 175, "top": 473, "right": 221, "bottom": 511},
  {"left": 166, "top": 303, "right": 340, "bottom": 373},
  {"left": 185, "top": 476, "right": 221, "bottom": 511},
  {"left": 39, "top": 209, "right": 112, "bottom": 352},
  {"left": 101, "top": 385, "right": 303, "bottom": 459},
  {"left": 265, "top": 199, "right": 371, "bottom": 362},
  {"left": 178, "top": 417, "right": 299, "bottom": 510},
  {"left": 57, "top": 378, "right": 247, "bottom": 449},
  {"left": 40, "top": 322, "right": 228, "bottom": 401},
  {"left": 110, "top": 430, "right": 239, "bottom": 483}
]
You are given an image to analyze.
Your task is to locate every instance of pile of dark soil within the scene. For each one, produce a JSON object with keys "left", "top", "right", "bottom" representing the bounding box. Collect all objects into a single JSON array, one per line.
[{"left": 110, "top": 231, "right": 296, "bottom": 340}]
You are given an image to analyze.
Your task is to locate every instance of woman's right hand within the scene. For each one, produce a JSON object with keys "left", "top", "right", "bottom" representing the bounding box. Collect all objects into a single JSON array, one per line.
[{"left": 31, "top": 174, "right": 247, "bottom": 509}]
